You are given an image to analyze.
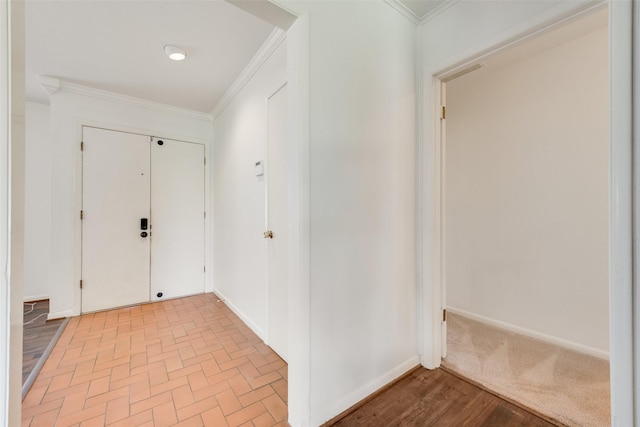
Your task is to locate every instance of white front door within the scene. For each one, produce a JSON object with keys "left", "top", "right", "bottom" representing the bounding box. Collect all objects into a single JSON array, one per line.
[
  {"left": 150, "top": 137, "right": 205, "bottom": 300},
  {"left": 81, "top": 127, "right": 151, "bottom": 312},
  {"left": 267, "top": 84, "right": 288, "bottom": 361}
]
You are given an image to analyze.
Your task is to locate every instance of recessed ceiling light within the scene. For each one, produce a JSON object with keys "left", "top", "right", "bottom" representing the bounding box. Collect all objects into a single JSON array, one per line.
[{"left": 164, "top": 45, "right": 186, "bottom": 61}]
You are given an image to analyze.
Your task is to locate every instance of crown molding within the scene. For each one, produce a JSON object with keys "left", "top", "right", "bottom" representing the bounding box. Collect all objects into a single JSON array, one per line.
[
  {"left": 211, "top": 28, "right": 287, "bottom": 120},
  {"left": 383, "top": 0, "right": 421, "bottom": 25},
  {"left": 420, "top": 0, "right": 458, "bottom": 25},
  {"left": 39, "top": 75, "right": 61, "bottom": 96},
  {"left": 39, "top": 76, "right": 213, "bottom": 122}
]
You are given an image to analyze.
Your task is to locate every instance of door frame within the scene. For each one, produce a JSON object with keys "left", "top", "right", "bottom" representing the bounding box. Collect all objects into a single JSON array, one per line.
[
  {"left": 419, "top": 0, "right": 636, "bottom": 423},
  {"left": 264, "top": 80, "right": 288, "bottom": 352}
]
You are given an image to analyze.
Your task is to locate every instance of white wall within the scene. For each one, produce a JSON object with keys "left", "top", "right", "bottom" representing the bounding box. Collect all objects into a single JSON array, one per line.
[
  {"left": 277, "top": 2, "right": 418, "bottom": 424},
  {"left": 48, "top": 84, "right": 212, "bottom": 319},
  {"left": 212, "top": 40, "right": 287, "bottom": 338},
  {"left": 445, "top": 27, "right": 609, "bottom": 355},
  {"left": 24, "top": 102, "right": 50, "bottom": 301}
]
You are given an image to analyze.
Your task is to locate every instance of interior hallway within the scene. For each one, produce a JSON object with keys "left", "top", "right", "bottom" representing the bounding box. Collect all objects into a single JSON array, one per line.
[{"left": 21, "top": 294, "right": 288, "bottom": 427}]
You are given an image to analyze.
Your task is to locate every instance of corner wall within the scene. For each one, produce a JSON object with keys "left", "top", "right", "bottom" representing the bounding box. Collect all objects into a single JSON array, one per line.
[{"left": 279, "top": 1, "right": 418, "bottom": 424}]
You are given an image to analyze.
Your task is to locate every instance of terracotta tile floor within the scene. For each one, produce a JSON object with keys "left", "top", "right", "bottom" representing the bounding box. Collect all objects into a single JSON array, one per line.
[{"left": 22, "top": 294, "right": 288, "bottom": 427}]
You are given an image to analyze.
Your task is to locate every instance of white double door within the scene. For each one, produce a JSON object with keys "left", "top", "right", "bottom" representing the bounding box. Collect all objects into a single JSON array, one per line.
[{"left": 81, "top": 126, "right": 205, "bottom": 313}]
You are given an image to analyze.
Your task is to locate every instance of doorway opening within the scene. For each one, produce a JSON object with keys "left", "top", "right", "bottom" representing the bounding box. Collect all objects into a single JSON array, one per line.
[{"left": 437, "top": 7, "right": 610, "bottom": 426}]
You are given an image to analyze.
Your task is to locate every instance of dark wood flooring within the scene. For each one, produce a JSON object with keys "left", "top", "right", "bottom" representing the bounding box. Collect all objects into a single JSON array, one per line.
[
  {"left": 22, "top": 300, "right": 66, "bottom": 384},
  {"left": 328, "top": 367, "right": 557, "bottom": 427}
]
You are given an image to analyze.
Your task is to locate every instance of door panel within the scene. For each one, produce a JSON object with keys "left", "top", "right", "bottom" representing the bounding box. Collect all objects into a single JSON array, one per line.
[
  {"left": 267, "top": 84, "right": 288, "bottom": 361},
  {"left": 150, "top": 138, "right": 205, "bottom": 300},
  {"left": 81, "top": 127, "right": 150, "bottom": 312}
]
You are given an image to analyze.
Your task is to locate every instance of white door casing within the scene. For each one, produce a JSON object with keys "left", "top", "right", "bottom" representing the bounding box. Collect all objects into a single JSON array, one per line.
[
  {"left": 150, "top": 137, "right": 205, "bottom": 301},
  {"left": 440, "top": 81, "right": 447, "bottom": 359},
  {"left": 267, "top": 83, "right": 288, "bottom": 361},
  {"left": 81, "top": 127, "right": 151, "bottom": 312}
]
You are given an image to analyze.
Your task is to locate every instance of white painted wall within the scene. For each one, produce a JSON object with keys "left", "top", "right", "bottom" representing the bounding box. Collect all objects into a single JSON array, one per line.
[
  {"left": 48, "top": 84, "right": 212, "bottom": 319},
  {"left": 445, "top": 27, "right": 609, "bottom": 355},
  {"left": 276, "top": 2, "right": 418, "bottom": 424},
  {"left": 212, "top": 40, "right": 286, "bottom": 338},
  {"left": 24, "top": 102, "right": 50, "bottom": 301}
]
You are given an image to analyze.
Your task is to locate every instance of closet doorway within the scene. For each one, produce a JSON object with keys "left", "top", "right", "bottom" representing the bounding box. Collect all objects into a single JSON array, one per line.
[{"left": 439, "top": 8, "right": 610, "bottom": 426}]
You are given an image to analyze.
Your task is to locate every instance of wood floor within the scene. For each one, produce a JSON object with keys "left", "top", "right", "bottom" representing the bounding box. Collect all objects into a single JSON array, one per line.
[
  {"left": 329, "top": 367, "right": 557, "bottom": 427},
  {"left": 23, "top": 300, "right": 66, "bottom": 384}
]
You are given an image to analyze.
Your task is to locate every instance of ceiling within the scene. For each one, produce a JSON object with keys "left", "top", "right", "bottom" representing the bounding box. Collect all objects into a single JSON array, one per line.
[
  {"left": 398, "top": 0, "right": 447, "bottom": 19},
  {"left": 25, "top": 0, "right": 275, "bottom": 113}
]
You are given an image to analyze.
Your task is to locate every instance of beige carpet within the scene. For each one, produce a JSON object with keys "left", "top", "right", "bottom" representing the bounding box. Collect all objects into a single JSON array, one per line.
[{"left": 442, "top": 313, "right": 610, "bottom": 427}]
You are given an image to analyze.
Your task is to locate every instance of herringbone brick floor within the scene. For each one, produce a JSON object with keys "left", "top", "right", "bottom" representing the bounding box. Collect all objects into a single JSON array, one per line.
[{"left": 21, "top": 293, "right": 288, "bottom": 427}]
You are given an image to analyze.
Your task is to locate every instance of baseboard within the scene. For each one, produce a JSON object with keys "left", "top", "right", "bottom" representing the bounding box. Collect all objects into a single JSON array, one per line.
[
  {"left": 23, "top": 294, "right": 49, "bottom": 303},
  {"left": 311, "top": 355, "right": 420, "bottom": 426},
  {"left": 211, "top": 288, "right": 265, "bottom": 341},
  {"left": 47, "top": 308, "right": 76, "bottom": 321},
  {"left": 447, "top": 306, "right": 609, "bottom": 360}
]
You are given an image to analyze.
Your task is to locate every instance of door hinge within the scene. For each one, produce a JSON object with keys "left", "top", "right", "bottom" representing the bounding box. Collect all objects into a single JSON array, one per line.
[
  {"left": 204, "top": 157, "right": 206, "bottom": 165},
  {"left": 80, "top": 210, "right": 84, "bottom": 220},
  {"left": 204, "top": 212, "right": 206, "bottom": 219},
  {"left": 441, "top": 105, "right": 446, "bottom": 120},
  {"left": 204, "top": 266, "right": 206, "bottom": 273},
  {"left": 443, "top": 309, "right": 447, "bottom": 322},
  {"left": 80, "top": 280, "right": 83, "bottom": 289},
  {"left": 81, "top": 141, "right": 84, "bottom": 151}
]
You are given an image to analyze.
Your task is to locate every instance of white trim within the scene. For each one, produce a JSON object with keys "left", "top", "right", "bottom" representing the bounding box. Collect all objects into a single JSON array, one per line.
[
  {"left": 285, "top": 14, "right": 310, "bottom": 427},
  {"left": 39, "top": 76, "right": 212, "bottom": 122},
  {"left": 610, "top": 0, "right": 636, "bottom": 424},
  {"left": 47, "top": 308, "right": 74, "bottom": 321},
  {"left": 447, "top": 307, "right": 609, "bottom": 360},
  {"left": 382, "top": 0, "right": 420, "bottom": 25},
  {"left": 0, "top": 0, "right": 10, "bottom": 424},
  {"left": 212, "top": 288, "right": 265, "bottom": 341},
  {"left": 211, "top": 28, "right": 287, "bottom": 120},
  {"left": 310, "top": 356, "right": 420, "bottom": 427},
  {"left": 420, "top": 0, "right": 458, "bottom": 25},
  {"left": 23, "top": 294, "right": 48, "bottom": 303}
]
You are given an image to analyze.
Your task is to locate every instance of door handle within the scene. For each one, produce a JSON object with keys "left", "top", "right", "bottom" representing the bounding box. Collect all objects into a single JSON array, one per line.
[
  {"left": 141, "top": 218, "right": 148, "bottom": 230},
  {"left": 263, "top": 230, "right": 274, "bottom": 239},
  {"left": 140, "top": 231, "right": 148, "bottom": 238}
]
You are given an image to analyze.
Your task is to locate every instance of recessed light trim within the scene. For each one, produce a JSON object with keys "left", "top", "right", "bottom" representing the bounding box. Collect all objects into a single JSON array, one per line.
[{"left": 164, "top": 45, "right": 186, "bottom": 61}]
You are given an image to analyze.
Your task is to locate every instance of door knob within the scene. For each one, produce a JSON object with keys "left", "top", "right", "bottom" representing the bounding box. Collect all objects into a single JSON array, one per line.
[
  {"left": 140, "top": 231, "right": 148, "bottom": 238},
  {"left": 263, "top": 230, "right": 274, "bottom": 239}
]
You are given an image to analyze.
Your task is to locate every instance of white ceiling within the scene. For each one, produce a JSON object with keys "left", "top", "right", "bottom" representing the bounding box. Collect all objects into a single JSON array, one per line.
[
  {"left": 26, "top": 0, "right": 275, "bottom": 113},
  {"left": 398, "top": 0, "right": 447, "bottom": 19}
]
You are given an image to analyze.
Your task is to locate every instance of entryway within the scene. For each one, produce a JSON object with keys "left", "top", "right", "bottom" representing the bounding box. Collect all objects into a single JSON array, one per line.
[{"left": 81, "top": 126, "right": 205, "bottom": 313}]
